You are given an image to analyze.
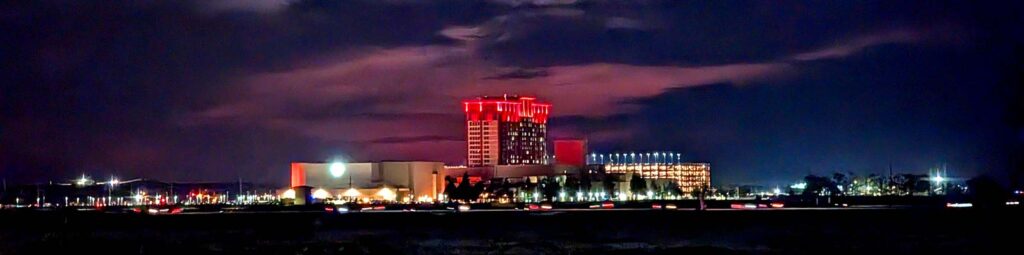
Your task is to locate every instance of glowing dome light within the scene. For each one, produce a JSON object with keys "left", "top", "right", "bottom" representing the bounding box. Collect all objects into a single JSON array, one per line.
[
  {"left": 329, "top": 162, "right": 346, "bottom": 178},
  {"left": 376, "top": 187, "right": 397, "bottom": 201},
  {"left": 312, "top": 188, "right": 330, "bottom": 200},
  {"left": 343, "top": 188, "right": 362, "bottom": 197},
  {"left": 282, "top": 189, "right": 296, "bottom": 199}
]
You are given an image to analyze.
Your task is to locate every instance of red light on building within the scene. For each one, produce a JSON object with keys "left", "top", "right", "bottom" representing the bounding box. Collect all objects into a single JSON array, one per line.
[
  {"left": 463, "top": 95, "right": 550, "bottom": 166},
  {"left": 290, "top": 163, "right": 306, "bottom": 187},
  {"left": 554, "top": 139, "right": 587, "bottom": 167}
]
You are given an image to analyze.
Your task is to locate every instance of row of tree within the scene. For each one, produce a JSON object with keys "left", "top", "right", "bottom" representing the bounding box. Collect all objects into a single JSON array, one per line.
[
  {"left": 799, "top": 172, "right": 1012, "bottom": 207},
  {"left": 443, "top": 172, "right": 693, "bottom": 202},
  {"left": 799, "top": 172, "right": 938, "bottom": 196}
]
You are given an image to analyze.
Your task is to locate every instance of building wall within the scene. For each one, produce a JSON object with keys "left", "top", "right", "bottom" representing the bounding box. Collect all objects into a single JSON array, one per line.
[
  {"left": 467, "top": 120, "right": 499, "bottom": 166},
  {"left": 604, "top": 162, "right": 711, "bottom": 193},
  {"left": 500, "top": 120, "right": 547, "bottom": 165},
  {"left": 554, "top": 139, "right": 587, "bottom": 166},
  {"left": 291, "top": 161, "right": 444, "bottom": 199}
]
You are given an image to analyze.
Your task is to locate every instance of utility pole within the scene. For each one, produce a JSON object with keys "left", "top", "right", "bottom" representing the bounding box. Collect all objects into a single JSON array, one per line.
[{"left": 888, "top": 162, "right": 893, "bottom": 195}]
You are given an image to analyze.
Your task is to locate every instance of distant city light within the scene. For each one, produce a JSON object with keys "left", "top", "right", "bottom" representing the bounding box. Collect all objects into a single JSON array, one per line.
[
  {"left": 76, "top": 175, "right": 90, "bottom": 186},
  {"left": 377, "top": 187, "right": 397, "bottom": 201},
  {"left": 946, "top": 203, "right": 972, "bottom": 208},
  {"left": 282, "top": 189, "right": 296, "bottom": 199},
  {"left": 311, "top": 189, "right": 327, "bottom": 199},
  {"left": 790, "top": 183, "right": 807, "bottom": 189},
  {"left": 343, "top": 188, "right": 362, "bottom": 197}
]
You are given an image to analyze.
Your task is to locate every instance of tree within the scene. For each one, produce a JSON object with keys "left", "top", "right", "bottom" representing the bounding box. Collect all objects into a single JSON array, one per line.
[
  {"left": 443, "top": 176, "right": 458, "bottom": 201},
  {"left": 629, "top": 173, "right": 647, "bottom": 200},
  {"left": 601, "top": 174, "right": 618, "bottom": 199},
  {"left": 456, "top": 172, "right": 473, "bottom": 201},
  {"left": 563, "top": 175, "right": 581, "bottom": 198},
  {"left": 832, "top": 172, "right": 850, "bottom": 195},
  {"left": 802, "top": 175, "right": 838, "bottom": 197},
  {"left": 579, "top": 171, "right": 593, "bottom": 195},
  {"left": 664, "top": 181, "right": 683, "bottom": 197},
  {"left": 897, "top": 174, "right": 927, "bottom": 195},
  {"left": 473, "top": 180, "right": 486, "bottom": 201},
  {"left": 693, "top": 184, "right": 709, "bottom": 211},
  {"left": 489, "top": 179, "right": 514, "bottom": 199},
  {"left": 890, "top": 174, "right": 908, "bottom": 195},
  {"left": 967, "top": 175, "right": 1007, "bottom": 208},
  {"left": 540, "top": 177, "right": 561, "bottom": 201}
]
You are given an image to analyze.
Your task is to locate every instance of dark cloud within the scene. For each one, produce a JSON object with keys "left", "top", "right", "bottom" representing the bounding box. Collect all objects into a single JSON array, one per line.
[
  {"left": 483, "top": 68, "right": 550, "bottom": 80},
  {"left": 597, "top": 43, "right": 1023, "bottom": 185},
  {"left": 369, "top": 136, "right": 465, "bottom": 144},
  {"left": 2, "top": 0, "right": 1022, "bottom": 187},
  {"left": 0, "top": 0, "right": 500, "bottom": 183},
  {"left": 473, "top": 1, "right": 969, "bottom": 67}
]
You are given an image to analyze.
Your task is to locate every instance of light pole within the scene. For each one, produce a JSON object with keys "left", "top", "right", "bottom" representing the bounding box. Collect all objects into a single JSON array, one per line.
[{"left": 108, "top": 176, "right": 119, "bottom": 206}]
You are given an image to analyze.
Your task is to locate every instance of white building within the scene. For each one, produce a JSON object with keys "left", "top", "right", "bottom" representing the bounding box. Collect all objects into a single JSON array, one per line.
[{"left": 289, "top": 161, "right": 445, "bottom": 203}]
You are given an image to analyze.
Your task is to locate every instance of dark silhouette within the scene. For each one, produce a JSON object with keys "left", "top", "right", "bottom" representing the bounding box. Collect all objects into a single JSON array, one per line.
[
  {"left": 443, "top": 176, "right": 458, "bottom": 201},
  {"left": 967, "top": 175, "right": 1008, "bottom": 208},
  {"left": 540, "top": 177, "right": 560, "bottom": 201},
  {"left": 895, "top": 174, "right": 928, "bottom": 195},
  {"left": 601, "top": 174, "right": 618, "bottom": 199},
  {"left": 563, "top": 175, "right": 580, "bottom": 198},
  {"left": 579, "top": 170, "right": 593, "bottom": 194},
  {"left": 801, "top": 175, "right": 838, "bottom": 196},
  {"left": 629, "top": 173, "right": 647, "bottom": 199},
  {"left": 455, "top": 172, "right": 474, "bottom": 201},
  {"left": 832, "top": 172, "right": 850, "bottom": 195},
  {"left": 664, "top": 181, "right": 683, "bottom": 197}
]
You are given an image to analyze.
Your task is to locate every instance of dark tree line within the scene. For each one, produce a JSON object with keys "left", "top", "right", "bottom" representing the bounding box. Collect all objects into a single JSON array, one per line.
[{"left": 444, "top": 172, "right": 484, "bottom": 201}]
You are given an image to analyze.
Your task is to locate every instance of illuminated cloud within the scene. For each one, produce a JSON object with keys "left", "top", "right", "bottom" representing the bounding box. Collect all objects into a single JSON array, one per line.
[
  {"left": 185, "top": 43, "right": 794, "bottom": 165},
  {"left": 4, "top": 0, "right": 1013, "bottom": 184},
  {"left": 201, "top": 0, "right": 295, "bottom": 13},
  {"left": 791, "top": 30, "right": 921, "bottom": 61}
]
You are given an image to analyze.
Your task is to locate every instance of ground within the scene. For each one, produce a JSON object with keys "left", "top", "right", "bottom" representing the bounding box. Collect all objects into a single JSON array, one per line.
[{"left": 1, "top": 208, "right": 1019, "bottom": 254}]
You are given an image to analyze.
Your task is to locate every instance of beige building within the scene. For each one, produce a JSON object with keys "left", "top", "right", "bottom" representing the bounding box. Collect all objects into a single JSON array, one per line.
[{"left": 289, "top": 161, "right": 445, "bottom": 202}]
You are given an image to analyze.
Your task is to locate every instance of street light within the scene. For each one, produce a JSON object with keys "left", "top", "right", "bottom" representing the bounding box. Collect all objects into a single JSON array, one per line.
[
  {"left": 330, "top": 162, "right": 346, "bottom": 178},
  {"left": 108, "top": 176, "right": 118, "bottom": 206}
]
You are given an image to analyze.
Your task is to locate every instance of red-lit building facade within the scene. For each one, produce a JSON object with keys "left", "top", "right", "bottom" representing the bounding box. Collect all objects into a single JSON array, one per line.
[
  {"left": 554, "top": 139, "right": 587, "bottom": 167},
  {"left": 463, "top": 95, "right": 551, "bottom": 166}
]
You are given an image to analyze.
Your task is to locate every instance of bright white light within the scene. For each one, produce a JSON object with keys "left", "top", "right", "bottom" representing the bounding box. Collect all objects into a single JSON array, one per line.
[
  {"left": 312, "top": 189, "right": 330, "bottom": 200},
  {"left": 773, "top": 188, "right": 782, "bottom": 195},
  {"left": 933, "top": 175, "right": 945, "bottom": 183},
  {"left": 329, "top": 162, "right": 346, "bottom": 178},
  {"left": 946, "top": 203, "right": 972, "bottom": 208},
  {"left": 343, "top": 188, "right": 362, "bottom": 197},
  {"left": 377, "top": 187, "right": 396, "bottom": 201},
  {"left": 282, "top": 189, "right": 296, "bottom": 199},
  {"left": 790, "top": 183, "right": 807, "bottom": 189},
  {"left": 76, "top": 175, "right": 90, "bottom": 186}
]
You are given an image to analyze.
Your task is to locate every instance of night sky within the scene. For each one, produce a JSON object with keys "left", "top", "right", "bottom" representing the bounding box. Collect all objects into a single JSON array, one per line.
[{"left": 2, "top": 0, "right": 1022, "bottom": 187}]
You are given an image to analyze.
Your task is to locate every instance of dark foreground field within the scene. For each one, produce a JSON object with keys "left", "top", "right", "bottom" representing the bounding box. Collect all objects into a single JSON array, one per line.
[{"left": 1, "top": 208, "right": 1020, "bottom": 254}]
